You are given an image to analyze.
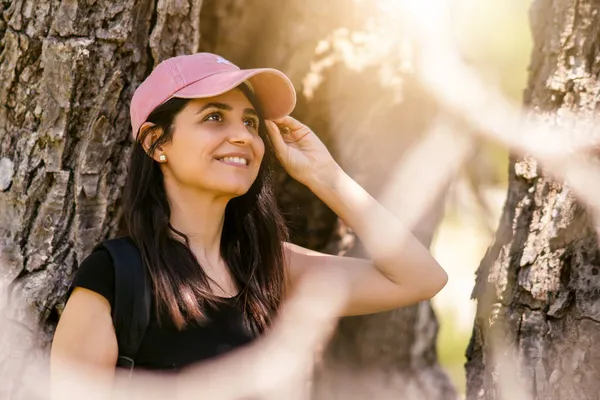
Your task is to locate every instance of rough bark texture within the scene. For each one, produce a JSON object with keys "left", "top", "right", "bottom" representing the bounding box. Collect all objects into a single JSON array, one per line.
[
  {"left": 466, "top": 1, "right": 600, "bottom": 399},
  {"left": 0, "top": 0, "right": 201, "bottom": 396},
  {"left": 0, "top": 1, "right": 453, "bottom": 398}
]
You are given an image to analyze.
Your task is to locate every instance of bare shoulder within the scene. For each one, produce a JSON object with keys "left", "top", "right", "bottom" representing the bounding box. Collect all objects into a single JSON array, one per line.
[
  {"left": 283, "top": 241, "right": 326, "bottom": 257},
  {"left": 51, "top": 287, "right": 118, "bottom": 394}
]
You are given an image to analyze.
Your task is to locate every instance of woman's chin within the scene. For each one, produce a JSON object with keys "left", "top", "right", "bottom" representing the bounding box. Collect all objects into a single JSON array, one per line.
[
  {"left": 215, "top": 184, "right": 252, "bottom": 198},
  {"left": 198, "top": 176, "right": 256, "bottom": 198}
]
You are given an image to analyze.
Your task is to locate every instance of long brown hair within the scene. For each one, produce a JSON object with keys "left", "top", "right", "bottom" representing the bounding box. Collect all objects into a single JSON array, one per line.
[{"left": 121, "top": 84, "right": 288, "bottom": 334}]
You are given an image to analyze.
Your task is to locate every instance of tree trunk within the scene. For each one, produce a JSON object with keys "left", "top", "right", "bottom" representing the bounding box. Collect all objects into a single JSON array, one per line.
[
  {"left": 0, "top": 0, "right": 202, "bottom": 397},
  {"left": 466, "top": 1, "right": 600, "bottom": 399},
  {"left": 0, "top": 1, "right": 453, "bottom": 398}
]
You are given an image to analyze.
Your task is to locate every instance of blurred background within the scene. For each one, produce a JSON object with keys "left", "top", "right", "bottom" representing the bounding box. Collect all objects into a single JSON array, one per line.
[
  {"left": 0, "top": 0, "right": 536, "bottom": 398},
  {"left": 430, "top": 0, "right": 532, "bottom": 393}
]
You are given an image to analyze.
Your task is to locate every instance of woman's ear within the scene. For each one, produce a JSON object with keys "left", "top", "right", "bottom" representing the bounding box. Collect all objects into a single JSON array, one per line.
[{"left": 139, "top": 122, "right": 166, "bottom": 163}]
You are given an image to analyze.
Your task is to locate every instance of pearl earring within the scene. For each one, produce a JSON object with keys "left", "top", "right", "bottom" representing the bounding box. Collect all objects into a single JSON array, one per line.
[{"left": 159, "top": 154, "right": 167, "bottom": 162}]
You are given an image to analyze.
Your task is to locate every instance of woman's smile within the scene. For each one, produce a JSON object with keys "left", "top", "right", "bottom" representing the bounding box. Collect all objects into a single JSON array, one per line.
[{"left": 214, "top": 152, "right": 252, "bottom": 168}]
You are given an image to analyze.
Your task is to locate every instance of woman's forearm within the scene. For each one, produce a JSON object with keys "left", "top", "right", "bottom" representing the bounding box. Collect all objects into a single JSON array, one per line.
[{"left": 306, "top": 164, "right": 448, "bottom": 294}]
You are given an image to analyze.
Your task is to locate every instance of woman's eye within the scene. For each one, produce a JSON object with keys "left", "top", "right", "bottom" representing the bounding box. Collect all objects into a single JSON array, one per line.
[
  {"left": 205, "top": 112, "right": 222, "bottom": 122},
  {"left": 244, "top": 119, "right": 259, "bottom": 129}
]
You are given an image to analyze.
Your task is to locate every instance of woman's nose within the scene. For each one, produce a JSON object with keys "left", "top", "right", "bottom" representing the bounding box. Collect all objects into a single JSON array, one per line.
[{"left": 227, "top": 124, "right": 254, "bottom": 145}]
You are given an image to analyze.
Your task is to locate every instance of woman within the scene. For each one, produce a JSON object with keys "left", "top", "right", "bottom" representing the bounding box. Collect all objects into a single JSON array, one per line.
[{"left": 51, "top": 53, "right": 447, "bottom": 396}]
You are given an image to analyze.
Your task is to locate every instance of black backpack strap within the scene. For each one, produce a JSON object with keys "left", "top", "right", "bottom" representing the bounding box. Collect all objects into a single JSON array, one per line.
[{"left": 97, "top": 237, "right": 151, "bottom": 373}]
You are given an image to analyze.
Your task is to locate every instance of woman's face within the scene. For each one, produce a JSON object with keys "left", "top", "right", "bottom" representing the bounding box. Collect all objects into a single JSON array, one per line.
[{"left": 160, "top": 89, "right": 265, "bottom": 197}]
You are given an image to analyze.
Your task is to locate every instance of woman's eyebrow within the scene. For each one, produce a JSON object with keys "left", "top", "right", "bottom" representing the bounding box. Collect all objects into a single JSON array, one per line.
[
  {"left": 195, "top": 102, "right": 232, "bottom": 114},
  {"left": 195, "top": 103, "right": 257, "bottom": 118}
]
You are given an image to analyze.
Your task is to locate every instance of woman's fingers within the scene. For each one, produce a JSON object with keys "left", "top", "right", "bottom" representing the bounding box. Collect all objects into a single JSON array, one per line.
[
  {"left": 270, "top": 116, "right": 312, "bottom": 144},
  {"left": 265, "top": 120, "right": 289, "bottom": 156},
  {"left": 273, "top": 116, "right": 304, "bottom": 131}
]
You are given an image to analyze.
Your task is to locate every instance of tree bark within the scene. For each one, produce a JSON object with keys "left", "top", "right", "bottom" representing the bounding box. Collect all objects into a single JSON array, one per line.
[
  {"left": 0, "top": 0, "right": 202, "bottom": 397},
  {"left": 466, "top": 1, "right": 600, "bottom": 399},
  {"left": 0, "top": 1, "right": 453, "bottom": 398}
]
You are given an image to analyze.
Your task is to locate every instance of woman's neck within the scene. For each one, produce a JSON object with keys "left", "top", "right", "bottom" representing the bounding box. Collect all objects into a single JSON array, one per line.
[{"left": 165, "top": 182, "right": 229, "bottom": 260}]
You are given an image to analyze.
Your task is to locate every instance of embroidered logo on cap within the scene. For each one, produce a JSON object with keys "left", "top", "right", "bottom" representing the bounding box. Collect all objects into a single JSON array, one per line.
[{"left": 215, "top": 56, "right": 235, "bottom": 66}]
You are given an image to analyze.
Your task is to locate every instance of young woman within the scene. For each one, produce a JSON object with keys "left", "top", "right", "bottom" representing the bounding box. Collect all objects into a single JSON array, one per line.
[{"left": 51, "top": 53, "right": 447, "bottom": 396}]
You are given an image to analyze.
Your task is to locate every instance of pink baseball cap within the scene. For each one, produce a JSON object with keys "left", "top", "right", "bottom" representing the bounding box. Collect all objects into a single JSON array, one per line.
[{"left": 129, "top": 52, "right": 297, "bottom": 139}]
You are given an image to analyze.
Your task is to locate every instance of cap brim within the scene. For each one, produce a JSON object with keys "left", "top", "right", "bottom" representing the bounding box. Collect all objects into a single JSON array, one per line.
[{"left": 171, "top": 68, "right": 296, "bottom": 120}]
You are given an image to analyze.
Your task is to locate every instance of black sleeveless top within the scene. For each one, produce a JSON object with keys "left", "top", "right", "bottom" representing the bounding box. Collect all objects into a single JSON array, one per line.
[{"left": 69, "top": 248, "right": 256, "bottom": 371}]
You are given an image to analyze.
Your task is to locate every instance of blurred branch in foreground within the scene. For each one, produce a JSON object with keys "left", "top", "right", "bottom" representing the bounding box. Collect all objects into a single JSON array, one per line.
[{"left": 0, "top": 268, "right": 348, "bottom": 400}]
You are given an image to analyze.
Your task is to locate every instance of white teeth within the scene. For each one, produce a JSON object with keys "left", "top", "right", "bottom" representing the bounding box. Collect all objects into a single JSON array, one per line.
[{"left": 221, "top": 156, "right": 248, "bottom": 166}]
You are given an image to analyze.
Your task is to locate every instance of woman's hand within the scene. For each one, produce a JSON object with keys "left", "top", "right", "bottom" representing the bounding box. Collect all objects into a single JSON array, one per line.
[{"left": 265, "top": 117, "right": 340, "bottom": 187}]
